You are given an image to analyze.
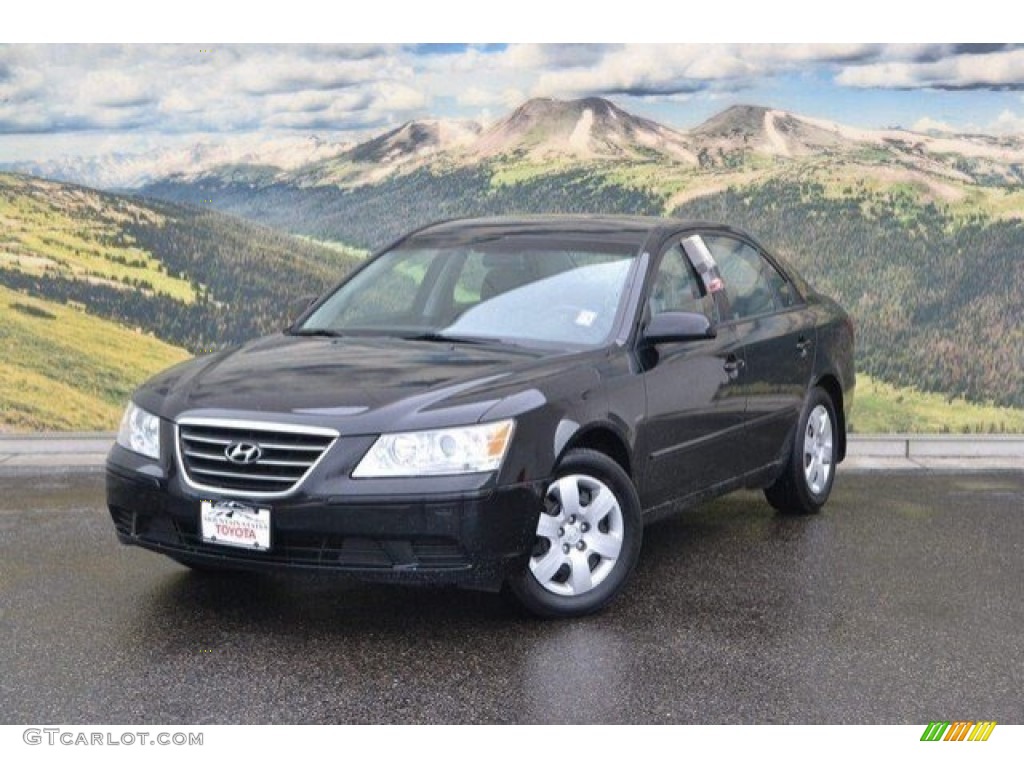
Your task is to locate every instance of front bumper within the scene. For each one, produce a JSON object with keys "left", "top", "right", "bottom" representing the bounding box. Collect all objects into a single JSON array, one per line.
[{"left": 106, "top": 444, "right": 544, "bottom": 592}]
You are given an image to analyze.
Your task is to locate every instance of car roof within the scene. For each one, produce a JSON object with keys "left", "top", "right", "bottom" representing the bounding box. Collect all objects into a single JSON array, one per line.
[{"left": 404, "top": 214, "right": 737, "bottom": 250}]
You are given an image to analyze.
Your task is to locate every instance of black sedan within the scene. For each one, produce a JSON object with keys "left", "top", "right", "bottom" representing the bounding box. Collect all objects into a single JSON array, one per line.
[{"left": 107, "top": 215, "right": 854, "bottom": 618}]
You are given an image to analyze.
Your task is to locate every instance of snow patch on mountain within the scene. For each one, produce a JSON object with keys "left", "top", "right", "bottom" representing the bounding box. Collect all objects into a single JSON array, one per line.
[{"left": 569, "top": 109, "right": 595, "bottom": 153}]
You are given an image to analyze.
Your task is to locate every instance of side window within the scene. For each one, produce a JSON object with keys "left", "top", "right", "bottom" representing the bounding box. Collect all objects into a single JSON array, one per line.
[
  {"left": 648, "top": 242, "right": 710, "bottom": 318},
  {"left": 453, "top": 251, "right": 488, "bottom": 303},
  {"left": 704, "top": 236, "right": 780, "bottom": 321},
  {"left": 764, "top": 262, "right": 799, "bottom": 308}
]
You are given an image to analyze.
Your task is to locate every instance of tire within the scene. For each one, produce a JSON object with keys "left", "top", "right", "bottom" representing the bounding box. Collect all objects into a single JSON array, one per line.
[
  {"left": 507, "top": 449, "right": 643, "bottom": 618},
  {"left": 764, "top": 386, "right": 838, "bottom": 515}
]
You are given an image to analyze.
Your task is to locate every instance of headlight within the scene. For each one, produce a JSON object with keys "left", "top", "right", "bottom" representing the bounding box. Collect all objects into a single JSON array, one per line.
[
  {"left": 353, "top": 420, "right": 514, "bottom": 477},
  {"left": 115, "top": 402, "right": 161, "bottom": 460}
]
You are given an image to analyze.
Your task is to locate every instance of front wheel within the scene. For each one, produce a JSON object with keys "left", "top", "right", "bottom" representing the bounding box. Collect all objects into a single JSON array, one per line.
[
  {"left": 764, "top": 387, "right": 838, "bottom": 515},
  {"left": 508, "top": 449, "right": 642, "bottom": 618}
]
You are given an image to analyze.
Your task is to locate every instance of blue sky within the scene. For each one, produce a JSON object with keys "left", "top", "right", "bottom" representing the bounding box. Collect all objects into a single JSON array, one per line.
[{"left": 2, "top": 43, "right": 1024, "bottom": 163}]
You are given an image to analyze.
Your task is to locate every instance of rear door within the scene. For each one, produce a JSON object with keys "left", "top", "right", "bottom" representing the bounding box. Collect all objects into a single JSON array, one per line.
[{"left": 702, "top": 233, "right": 816, "bottom": 469}]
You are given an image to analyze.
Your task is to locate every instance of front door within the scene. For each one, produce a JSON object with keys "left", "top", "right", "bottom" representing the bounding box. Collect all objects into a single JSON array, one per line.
[{"left": 637, "top": 238, "right": 748, "bottom": 508}]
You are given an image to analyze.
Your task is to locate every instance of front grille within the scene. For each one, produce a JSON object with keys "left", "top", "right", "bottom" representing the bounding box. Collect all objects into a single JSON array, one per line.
[{"left": 177, "top": 419, "right": 338, "bottom": 497}]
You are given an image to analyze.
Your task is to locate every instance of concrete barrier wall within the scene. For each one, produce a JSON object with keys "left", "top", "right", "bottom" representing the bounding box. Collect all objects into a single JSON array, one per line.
[
  {"left": 1, "top": 432, "right": 1021, "bottom": 459},
  {"left": 848, "top": 435, "right": 1024, "bottom": 458}
]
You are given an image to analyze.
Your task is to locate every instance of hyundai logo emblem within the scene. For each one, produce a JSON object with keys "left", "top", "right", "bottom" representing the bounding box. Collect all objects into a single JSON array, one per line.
[{"left": 224, "top": 441, "right": 262, "bottom": 465}]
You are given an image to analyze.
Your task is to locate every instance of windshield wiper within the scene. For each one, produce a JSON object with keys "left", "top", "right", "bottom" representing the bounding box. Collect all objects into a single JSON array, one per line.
[
  {"left": 289, "top": 328, "right": 344, "bottom": 338},
  {"left": 402, "top": 332, "right": 489, "bottom": 345}
]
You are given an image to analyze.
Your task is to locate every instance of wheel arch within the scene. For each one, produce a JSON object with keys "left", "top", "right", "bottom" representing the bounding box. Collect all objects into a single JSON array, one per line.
[
  {"left": 557, "top": 423, "right": 633, "bottom": 479},
  {"left": 814, "top": 373, "right": 846, "bottom": 462}
]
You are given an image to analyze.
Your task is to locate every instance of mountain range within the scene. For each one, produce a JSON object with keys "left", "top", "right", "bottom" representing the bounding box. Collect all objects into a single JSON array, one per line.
[
  {"left": 13, "top": 97, "right": 1024, "bottom": 192},
  {"left": 132, "top": 95, "right": 1024, "bottom": 255},
  {"left": 1, "top": 134, "right": 353, "bottom": 191}
]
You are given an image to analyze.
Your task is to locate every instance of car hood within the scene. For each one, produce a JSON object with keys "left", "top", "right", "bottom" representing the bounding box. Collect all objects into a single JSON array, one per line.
[{"left": 135, "top": 334, "right": 597, "bottom": 433}]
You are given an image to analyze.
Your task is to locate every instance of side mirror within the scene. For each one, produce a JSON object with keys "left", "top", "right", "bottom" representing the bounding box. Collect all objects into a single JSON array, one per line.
[{"left": 643, "top": 311, "right": 716, "bottom": 343}]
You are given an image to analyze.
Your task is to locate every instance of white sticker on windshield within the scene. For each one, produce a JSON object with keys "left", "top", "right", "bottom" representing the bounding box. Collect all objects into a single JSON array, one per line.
[{"left": 575, "top": 310, "right": 597, "bottom": 327}]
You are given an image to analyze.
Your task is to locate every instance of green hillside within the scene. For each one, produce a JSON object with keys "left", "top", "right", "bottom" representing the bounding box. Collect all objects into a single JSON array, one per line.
[
  {"left": 0, "top": 285, "right": 188, "bottom": 431},
  {"left": 0, "top": 173, "right": 360, "bottom": 355},
  {"left": 0, "top": 172, "right": 362, "bottom": 431},
  {"left": 0, "top": 175, "right": 196, "bottom": 301},
  {"left": 851, "top": 374, "right": 1024, "bottom": 434}
]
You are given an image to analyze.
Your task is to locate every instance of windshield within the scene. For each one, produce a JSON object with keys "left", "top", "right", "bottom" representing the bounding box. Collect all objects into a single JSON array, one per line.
[{"left": 298, "top": 237, "right": 640, "bottom": 349}]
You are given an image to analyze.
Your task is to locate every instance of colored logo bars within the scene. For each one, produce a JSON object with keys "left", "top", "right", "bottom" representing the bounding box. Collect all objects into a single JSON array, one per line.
[{"left": 920, "top": 721, "right": 997, "bottom": 742}]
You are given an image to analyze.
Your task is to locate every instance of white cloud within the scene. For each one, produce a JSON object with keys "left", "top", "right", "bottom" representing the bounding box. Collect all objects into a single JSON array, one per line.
[
  {"left": 78, "top": 70, "right": 155, "bottom": 108},
  {"left": 502, "top": 44, "right": 620, "bottom": 71},
  {"left": 0, "top": 44, "right": 426, "bottom": 136},
  {"left": 528, "top": 44, "right": 891, "bottom": 98},
  {"left": 3, "top": 42, "right": 1024, "bottom": 165},
  {"left": 229, "top": 53, "right": 391, "bottom": 96},
  {"left": 912, "top": 116, "right": 958, "bottom": 134},
  {"left": 374, "top": 81, "right": 427, "bottom": 112},
  {"left": 0, "top": 64, "right": 46, "bottom": 104},
  {"left": 990, "top": 109, "right": 1024, "bottom": 135},
  {"left": 158, "top": 88, "right": 206, "bottom": 115},
  {"left": 517, "top": 44, "right": 1024, "bottom": 99},
  {"left": 501, "top": 88, "right": 527, "bottom": 109},
  {"left": 767, "top": 43, "right": 882, "bottom": 63},
  {"left": 456, "top": 86, "right": 526, "bottom": 109},
  {"left": 837, "top": 48, "right": 1024, "bottom": 89},
  {"left": 456, "top": 87, "right": 499, "bottom": 107}
]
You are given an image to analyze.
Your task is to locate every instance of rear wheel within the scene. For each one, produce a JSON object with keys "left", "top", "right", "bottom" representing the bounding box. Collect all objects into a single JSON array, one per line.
[
  {"left": 508, "top": 449, "right": 642, "bottom": 618},
  {"left": 764, "top": 387, "right": 838, "bottom": 515}
]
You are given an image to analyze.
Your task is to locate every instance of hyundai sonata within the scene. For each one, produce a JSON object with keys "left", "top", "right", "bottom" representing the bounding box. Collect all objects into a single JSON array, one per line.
[{"left": 107, "top": 215, "right": 855, "bottom": 617}]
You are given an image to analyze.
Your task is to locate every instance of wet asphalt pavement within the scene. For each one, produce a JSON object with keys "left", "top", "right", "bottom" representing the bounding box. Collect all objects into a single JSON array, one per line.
[{"left": 0, "top": 469, "right": 1021, "bottom": 724}]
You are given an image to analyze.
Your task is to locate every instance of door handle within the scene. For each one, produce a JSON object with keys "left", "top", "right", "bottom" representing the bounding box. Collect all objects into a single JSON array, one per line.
[
  {"left": 723, "top": 355, "right": 745, "bottom": 374},
  {"left": 796, "top": 337, "right": 812, "bottom": 358}
]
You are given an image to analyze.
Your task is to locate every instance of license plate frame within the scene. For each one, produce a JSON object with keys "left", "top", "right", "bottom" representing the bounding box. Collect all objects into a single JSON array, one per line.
[{"left": 200, "top": 499, "right": 272, "bottom": 551}]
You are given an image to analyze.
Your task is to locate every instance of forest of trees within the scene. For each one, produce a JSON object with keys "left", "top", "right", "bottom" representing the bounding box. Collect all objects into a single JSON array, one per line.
[
  {"left": 143, "top": 167, "right": 665, "bottom": 250},
  {"left": 672, "top": 181, "right": 1023, "bottom": 408}
]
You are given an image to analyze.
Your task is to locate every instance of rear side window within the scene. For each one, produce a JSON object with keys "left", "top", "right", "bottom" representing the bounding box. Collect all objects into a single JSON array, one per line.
[
  {"left": 704, "top": 235, "right": 793, "bottom": 320},
  {"left": 765, "top": 265, "right": 800, "bottom": 309}
]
